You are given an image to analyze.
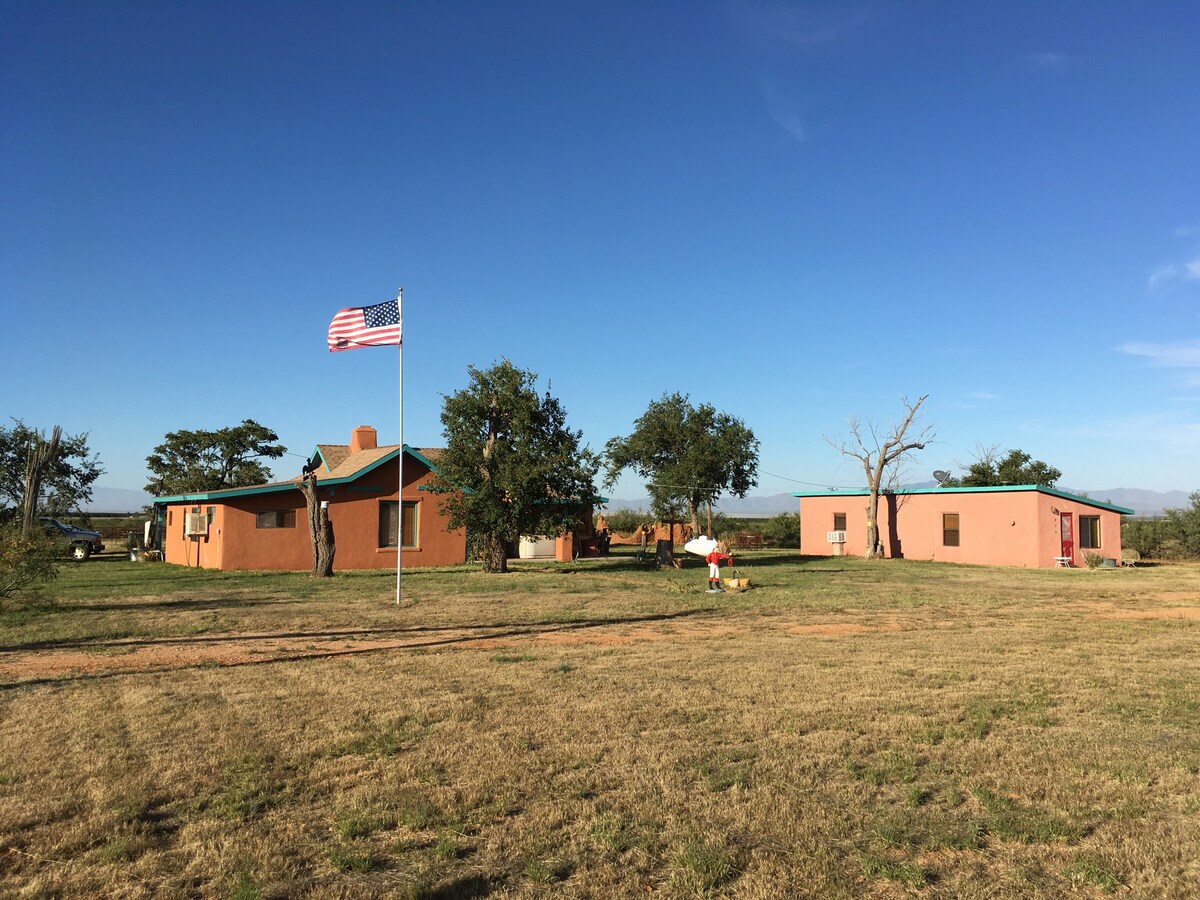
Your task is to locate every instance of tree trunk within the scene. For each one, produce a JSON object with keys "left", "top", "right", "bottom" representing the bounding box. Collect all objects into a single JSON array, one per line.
[
  {"left": 299, "top": 474, "right": 335, "bottom": 577},
  {"left": 480, "top": 534, "right": 508, "bottom": 573},
  {"left": 865, "top": 488, "right": 884, "bottom": 558},
  {"left": 21, "top": 426, "right": 61, "bottom": 536}
]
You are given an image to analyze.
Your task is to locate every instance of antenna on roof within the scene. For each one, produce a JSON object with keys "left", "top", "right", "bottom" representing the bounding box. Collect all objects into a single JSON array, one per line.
[{"left": 932, "top": 470, "right": 951, "bottom": 485}]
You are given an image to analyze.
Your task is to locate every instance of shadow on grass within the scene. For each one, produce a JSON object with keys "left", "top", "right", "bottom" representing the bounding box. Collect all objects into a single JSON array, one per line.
[
  {"left": 0, "top": 606, "right": 719, "bottom": 663},
  {"left": 74, "top": 594, "right": 291, "bottom": 613}
]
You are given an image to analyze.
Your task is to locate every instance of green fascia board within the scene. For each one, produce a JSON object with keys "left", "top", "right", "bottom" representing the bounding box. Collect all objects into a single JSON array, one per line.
[
  {"left": 791, "top": 484, "right": 1134, "bottom": 516},
  {"left": 155, "top": 445, "right": 441, "bottom": 504}
]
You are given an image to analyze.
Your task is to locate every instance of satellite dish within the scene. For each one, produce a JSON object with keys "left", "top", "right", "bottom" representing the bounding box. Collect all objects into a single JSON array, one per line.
[{"left": 932, "top": 470, "right": 950, "bottom": 484}]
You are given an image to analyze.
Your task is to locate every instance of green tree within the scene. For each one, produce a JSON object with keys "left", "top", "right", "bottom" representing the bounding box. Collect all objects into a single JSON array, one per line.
[
  {"left": 428, "top": 360, "right": 600, "bottom": 573},
  {"left": 604, "top": 393, "right": 759, "bottom": 535},
  {"left": 762, "top": 512, "right": 800, "bottom": 548},
  {"left": 943, "top": 445, "right": 1062, "bottom": 488},
  {"left": 602, "top": 508, "right": 651, "bottom": 534},
  {"left": 0, "top": 419, "right": 103, "bottom": 522},
  {"left": 145, "top": 420, "right": 286, "bottom": 496},
  {"left": 0, "top": 523, "right": 60, "bottom": 603},
  {"left": 1162, "top": 491, "right": 1200, "bottom": 558},
  {"left": 1121, "top": 517, "right": 1166, "bottom": 560}
]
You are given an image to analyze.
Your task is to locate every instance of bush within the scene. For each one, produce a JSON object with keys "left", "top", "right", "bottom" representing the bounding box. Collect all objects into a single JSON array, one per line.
[
  {"left": 762, "top": 513, "right": 800, "bottom": 548},
  {"left": 1121, "top": 517, "right": 1165, "bottom": 559},
  {"left": 1083, "top": 552, "right": 1105, "bottom": 569},
  {"left": 0, "top": 524, "right": 60, "bottom": 602},
  {"left": 1162, "top": 491, "right": 1200, "bottom": 558},
  {"left": 1122, "top": 493, "right": 1200, "bottom": 561},
  {"left": 601, "top": 508, "right": 652, "bottom": 533}
]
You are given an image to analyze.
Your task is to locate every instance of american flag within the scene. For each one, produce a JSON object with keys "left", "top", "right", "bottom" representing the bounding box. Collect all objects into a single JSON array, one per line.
[{"left": 327, "top": 298, "right": 402, "bottom": 351}]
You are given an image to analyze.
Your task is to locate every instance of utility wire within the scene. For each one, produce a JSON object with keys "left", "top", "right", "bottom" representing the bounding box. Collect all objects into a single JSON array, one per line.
[
  {"left": 619, "top": 472, "right": 863, "bottom": 492},
  {"left": 757, "top": 469, "right": 863, "bottom": 491}
]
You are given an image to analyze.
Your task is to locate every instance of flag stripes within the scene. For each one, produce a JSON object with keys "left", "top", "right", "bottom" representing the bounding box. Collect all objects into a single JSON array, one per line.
[{"left": 327, "top": 298, "right": 402, "bottom": 351}]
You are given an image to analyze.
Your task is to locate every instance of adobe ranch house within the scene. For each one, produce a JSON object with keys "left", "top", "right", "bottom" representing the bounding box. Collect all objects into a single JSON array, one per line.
[
  {"left": 155, "top": 426, "right": 599, "bottom": 571},
  {"left": 155, "top": 427, "right": 466, "bottom": 571},
  {"left": 795, "top": 486, "right": 1133, "bottom": 568}
]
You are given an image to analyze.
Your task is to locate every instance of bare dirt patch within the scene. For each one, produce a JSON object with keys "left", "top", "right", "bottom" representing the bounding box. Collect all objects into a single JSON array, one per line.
[
  {"left": 8, "top": 599, "right": 1195, "bottom": 685},
  {"left": 0, "top": 615, "right": 887, "bottom": 682}
]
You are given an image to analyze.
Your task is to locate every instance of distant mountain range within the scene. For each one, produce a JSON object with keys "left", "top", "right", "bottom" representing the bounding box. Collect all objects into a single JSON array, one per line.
[{"left": 604, "top": 486, "right": 1194, "bottom": 518}]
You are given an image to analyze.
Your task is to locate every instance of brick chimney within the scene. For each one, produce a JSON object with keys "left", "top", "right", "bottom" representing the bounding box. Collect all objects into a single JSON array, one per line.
[{"left": 350, "top": 425, "right": 378, "bottom": 453}]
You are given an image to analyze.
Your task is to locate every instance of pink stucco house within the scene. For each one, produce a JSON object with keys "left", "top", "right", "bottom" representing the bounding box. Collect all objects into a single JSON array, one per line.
[{"left": 796, "top": 486, "right": 1133, "bottom": 568}]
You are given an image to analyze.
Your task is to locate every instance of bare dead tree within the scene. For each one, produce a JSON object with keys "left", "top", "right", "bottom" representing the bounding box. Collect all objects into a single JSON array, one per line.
[
  {"left": 298, "top": 470, "right": 335, "bottom": 577},
  {"left": 826, "top": 395, "right": 933, "bottom": 558},
  {"left": 21, "top": 426, "right": 62, "bottom": 536}
]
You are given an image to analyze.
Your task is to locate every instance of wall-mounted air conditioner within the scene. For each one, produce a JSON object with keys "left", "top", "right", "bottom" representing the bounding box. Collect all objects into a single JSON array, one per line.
[
  {"left": 826, "top": 530, "right": 846, "bottom": 543},
  {"left": 185, "top": 512, "right": 209, "bottom": 536}
]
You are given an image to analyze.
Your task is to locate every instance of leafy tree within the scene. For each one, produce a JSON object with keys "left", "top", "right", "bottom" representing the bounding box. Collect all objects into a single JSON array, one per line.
[
  {"left": 1121, "top": 517, "right": 1165, "bottom": 560},
  {"left": 428, "top": 360, "right": 600, "bottom": 573},
  {"left": 604, "top": 393, "right": 759, "bottom": 535},
  {"left": 827, "top": 395, "right": 932, "bottom": 559},
  {"left": 943, "top": 445, "right": 1061, "bottom": 488},
  {"left": 145, "top": 419, "right": 286, "bottom": 495},
  {"left": 601, "top": 508, "right": 652, "bottom": 534},
  {"left": 0, "top": 419, "right": 103, "bottom": 522},
  {"left": 1162, "top": 490, "right": 1200, "bottom": 558},
  {"left": 0, "top": 523, "right": 60, "bottom": 603},
  {"left": 762, "top": 512, "right": 800, "bottom": 548}
]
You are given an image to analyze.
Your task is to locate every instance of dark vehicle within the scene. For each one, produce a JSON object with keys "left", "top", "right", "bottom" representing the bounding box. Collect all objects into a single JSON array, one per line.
[{"left": 40, "top": 517, "right": 105, "bottom": 561}]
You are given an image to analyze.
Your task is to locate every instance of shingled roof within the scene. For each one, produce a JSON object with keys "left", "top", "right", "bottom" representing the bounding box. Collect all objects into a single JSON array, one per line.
[{"left": 154, "top": 444, "right": 443, "bottom": 503}]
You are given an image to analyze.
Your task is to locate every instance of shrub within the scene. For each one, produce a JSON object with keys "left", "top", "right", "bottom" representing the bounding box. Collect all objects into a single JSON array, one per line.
[
  {"left": 0, "top": 524, "right": 59, "bottom": 602},
  {"left": 762, "top": 513, "right": 800, "bottom": 548},
  {"left": 602, "top": 508, "right": 651, "bottom": 533},
  {"left": 1121, "top": 517, "right": 1165, "bottom": 559},
  {"left": 1083, "top": 552, "right": 1105, "bottom": 569}
]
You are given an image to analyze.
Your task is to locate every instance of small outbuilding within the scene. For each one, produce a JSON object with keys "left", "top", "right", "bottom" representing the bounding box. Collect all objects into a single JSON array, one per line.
[{"left": 795, "top": 485, "right": 1133, "bottom": 568}]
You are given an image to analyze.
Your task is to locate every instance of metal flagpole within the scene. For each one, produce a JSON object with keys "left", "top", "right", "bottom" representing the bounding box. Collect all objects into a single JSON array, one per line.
[{"left": 403, "top": 286, "right": 408, "bottom": 607}]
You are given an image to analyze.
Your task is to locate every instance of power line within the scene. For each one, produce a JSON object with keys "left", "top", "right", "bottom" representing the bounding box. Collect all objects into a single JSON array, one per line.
[
  {"left": 616, "top": 472, "right": 862, "bottom": 492},
  {"left": 758, "top": 469, "right": 861, "bottom": 491}
]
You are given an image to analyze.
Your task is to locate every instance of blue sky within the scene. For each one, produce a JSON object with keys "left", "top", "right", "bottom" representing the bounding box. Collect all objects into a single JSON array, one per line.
[{"left": 2, "top": 1, "right": 1198, "bottom": 500}]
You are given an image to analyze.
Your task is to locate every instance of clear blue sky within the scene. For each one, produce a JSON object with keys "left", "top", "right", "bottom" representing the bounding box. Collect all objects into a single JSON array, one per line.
[{"left": 3, "top": 1, "right": 1198, "bottom": 500}]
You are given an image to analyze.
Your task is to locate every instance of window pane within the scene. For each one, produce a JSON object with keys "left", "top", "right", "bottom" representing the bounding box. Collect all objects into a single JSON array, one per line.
[
  {"left": 943, "top": 513, "right": 960, "bottom": 547},
  {"left": 379, "top": 501, "right": 398, "bottom": 548},
  {"left": 401, "top": 501, "right": 418, "bottom": 548},
  {"left": 1080, "top": 516, "right": 1100, "bottom": 549},
  {"left": 833, "top": 513, "right": 847, "bottom": 531},
  {"left": 256, "top": 510, "right": 295, "bottom": 529}
]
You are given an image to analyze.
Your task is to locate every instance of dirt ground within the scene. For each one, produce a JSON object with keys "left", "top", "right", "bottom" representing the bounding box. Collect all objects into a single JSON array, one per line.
[{"left": 5, "top": 601, "right": 1197, "bottom": 685}]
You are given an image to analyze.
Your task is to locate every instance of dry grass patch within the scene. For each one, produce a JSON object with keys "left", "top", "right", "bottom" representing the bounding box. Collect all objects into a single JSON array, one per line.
[{"left": 1, "top": 553, "right": 1199, "bottom": 895}]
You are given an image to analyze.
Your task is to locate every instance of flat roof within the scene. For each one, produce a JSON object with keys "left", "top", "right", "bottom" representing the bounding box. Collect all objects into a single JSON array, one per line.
[{"left": 792, "top": 484, "right": 1134, "bottom": 515}]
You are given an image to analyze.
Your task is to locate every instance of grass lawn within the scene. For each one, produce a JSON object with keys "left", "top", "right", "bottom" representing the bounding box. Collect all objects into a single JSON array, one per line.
[{"left": 1, "top": 549, "right": 1199, "bottom": 897}]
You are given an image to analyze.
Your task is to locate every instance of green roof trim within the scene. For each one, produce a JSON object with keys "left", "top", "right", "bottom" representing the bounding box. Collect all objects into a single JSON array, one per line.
[
  {"left": 154, "top": 445, "right": 440, "bottom": 504},
  {"left": 791, "top": 484, "right": 1134, "bottom": 515}
]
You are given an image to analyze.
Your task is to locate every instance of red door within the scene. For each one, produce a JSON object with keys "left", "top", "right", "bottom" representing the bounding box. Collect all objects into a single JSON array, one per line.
[{"left": 1059, "top": 512, "right": 1074, "bottom": 564}]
